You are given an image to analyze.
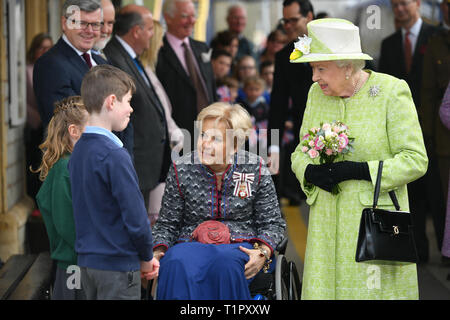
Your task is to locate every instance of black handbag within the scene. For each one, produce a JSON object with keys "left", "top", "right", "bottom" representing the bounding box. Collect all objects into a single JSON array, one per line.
[{"left": 355, "top": 161, "right": 419, "bottom": 263}]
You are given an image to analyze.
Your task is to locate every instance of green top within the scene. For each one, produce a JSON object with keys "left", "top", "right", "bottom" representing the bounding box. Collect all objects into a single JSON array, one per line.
[{"left": 36, "top": 156, "right": 77, "bottom": 270}]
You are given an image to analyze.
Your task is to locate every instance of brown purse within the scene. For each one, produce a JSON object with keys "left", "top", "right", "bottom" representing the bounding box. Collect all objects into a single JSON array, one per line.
[{"left": 192, "top": 220, "right": 231, "bottom": 244}]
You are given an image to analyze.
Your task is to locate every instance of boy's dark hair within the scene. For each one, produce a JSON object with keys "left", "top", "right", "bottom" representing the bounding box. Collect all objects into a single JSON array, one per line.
[
  {"left": 282, "top": 0, "right": 314, "bottom": 18},
  {"left": 211, "top": 49, "right": 232, "bottom": 61},
  {"left": 259, "top": 60, "right": 274, "bottom": 74},
  {"left": 81, "top": 65, "right": 136, "bottom": 114},
  {"left": 221, "top": 76, "right": 239, "bottom": 89},
  {"left": 210, "top": 30, "right": 239, "bottom": 50}
]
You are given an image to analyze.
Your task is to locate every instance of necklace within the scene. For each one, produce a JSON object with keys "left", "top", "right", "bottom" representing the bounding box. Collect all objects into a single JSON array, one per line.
[{"left": 352, "top": 71, "right": 363, "bottom": 97}]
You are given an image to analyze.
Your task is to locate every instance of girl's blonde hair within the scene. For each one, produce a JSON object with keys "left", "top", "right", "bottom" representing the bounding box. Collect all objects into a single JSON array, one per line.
[
  {"left": 140, "top": 20, "right": 164, "bottom": 72},
  {"left": 33, "top": 96, "right": 87, "bottom": 181}
]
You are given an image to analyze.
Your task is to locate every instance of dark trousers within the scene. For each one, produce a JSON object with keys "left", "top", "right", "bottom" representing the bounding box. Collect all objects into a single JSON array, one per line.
[
  {"left": 274, "top": 140, "right": 305, "bottom": 203},
  {"left": 409, "top": 151, "right": 446, "bottom": 262}
]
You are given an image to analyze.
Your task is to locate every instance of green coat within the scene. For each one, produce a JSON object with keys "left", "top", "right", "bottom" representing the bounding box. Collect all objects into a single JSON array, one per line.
[
  {"left": 291, "top": 71, "right": 428, "bottom": 300},
  {"left": 36, "top": 156, "right": 77, "bottom": 270}
]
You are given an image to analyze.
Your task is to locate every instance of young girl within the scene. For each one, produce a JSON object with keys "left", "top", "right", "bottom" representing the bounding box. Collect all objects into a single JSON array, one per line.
[{"left": 34, "top": 96, "right": 88, "bottom": 300}]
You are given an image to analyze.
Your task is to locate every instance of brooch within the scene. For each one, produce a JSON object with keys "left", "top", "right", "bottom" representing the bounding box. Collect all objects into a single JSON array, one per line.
[
  {"left": 369, "top": 85, "right": 381, "bottom": 97},
  {"left": 233, "top": 172, "right": 255, "bottom": 199}
]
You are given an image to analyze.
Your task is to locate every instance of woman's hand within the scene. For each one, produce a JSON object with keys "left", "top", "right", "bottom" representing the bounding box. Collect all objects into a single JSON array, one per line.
[
  {"left": 239, "top": 245, "right": 269, "bottom": 279},
  {"left": 153, "top": 247, "right": 166, "bottom": 261}
]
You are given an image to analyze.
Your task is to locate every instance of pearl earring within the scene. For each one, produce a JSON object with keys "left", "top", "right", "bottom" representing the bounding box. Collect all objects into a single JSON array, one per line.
[{"left": 345, "top": 75, "right": 350, "bottom": 80}]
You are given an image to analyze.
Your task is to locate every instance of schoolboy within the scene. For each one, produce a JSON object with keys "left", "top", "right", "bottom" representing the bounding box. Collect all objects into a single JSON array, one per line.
[{"left": 68, "top": 65, "right": 159, "bottom": 300}]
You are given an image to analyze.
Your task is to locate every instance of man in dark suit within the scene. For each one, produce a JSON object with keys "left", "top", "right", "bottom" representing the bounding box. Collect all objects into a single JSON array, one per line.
[
  {"left": 379, "top": 0, "right": 444, "bottom": 263},
  {"left": 34, "top": 0, "right": 107, "bottom": 127},
  {"left": 379, "top": 0, "right": 438, "bottom": 108},
  {"left": 103, "top": 5, "right": 170, "bottom": 209},
  {"left": 268, "top": 0, "right": 314, "bottom": 203},
  {"left": 156, "top": 0, "right": 217, "bottom": 149}
]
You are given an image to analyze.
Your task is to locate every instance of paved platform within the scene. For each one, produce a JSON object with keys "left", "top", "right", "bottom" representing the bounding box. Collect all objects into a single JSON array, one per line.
[{"left": 281, "top": 200, "right": 450, "bottom": 300}]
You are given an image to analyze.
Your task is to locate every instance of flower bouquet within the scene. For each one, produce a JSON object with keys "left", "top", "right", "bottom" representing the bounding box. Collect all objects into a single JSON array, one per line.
[{"left": 300, "top": 120, "right": 355, "bottom": 194}]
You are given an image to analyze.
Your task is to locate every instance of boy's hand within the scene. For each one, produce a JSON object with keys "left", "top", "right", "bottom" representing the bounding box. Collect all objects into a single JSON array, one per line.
[{"left": 140, "top": 258, "right": 160, "bottom": 280}]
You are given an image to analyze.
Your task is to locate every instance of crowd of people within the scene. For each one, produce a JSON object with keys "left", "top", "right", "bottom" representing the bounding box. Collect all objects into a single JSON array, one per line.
[{"left": 23, "top": 0, "right": 450, "bottom": 300}]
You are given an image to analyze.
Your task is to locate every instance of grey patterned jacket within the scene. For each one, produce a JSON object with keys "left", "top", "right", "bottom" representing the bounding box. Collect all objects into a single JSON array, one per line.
[{"left": 152, "top": 150, "right": 286, "bottom": 254}]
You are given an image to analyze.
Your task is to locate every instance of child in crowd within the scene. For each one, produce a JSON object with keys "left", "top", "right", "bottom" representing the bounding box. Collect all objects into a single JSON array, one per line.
[
  {"left": 259, "top": 60, "right": 275, "bottom": 97},
  {"left": 235, "top": 55, "right": 270, "bottom": 104},
  {"left": 35, "top": 96, "right": 88, "bottom": 300},
  {"left": 221, "top": 76, "right": 239, "bottom": 103},
  {"left": 239, "top": 76, "right": 270, "bottom": 159},
  {"left": 211, "top": 49, "right": 234, "bottom": 102},
  {"left": 68, "top": 65, "right": 159, "bottom": 300}
]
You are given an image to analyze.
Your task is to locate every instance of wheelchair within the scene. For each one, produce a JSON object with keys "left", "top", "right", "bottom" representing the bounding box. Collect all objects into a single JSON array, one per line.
[
  {"left": 249, "top": 237, "right": 302, "bottom": 300},
  {"left": 144, "top": 237, "right": 302, "bottom": 300}
]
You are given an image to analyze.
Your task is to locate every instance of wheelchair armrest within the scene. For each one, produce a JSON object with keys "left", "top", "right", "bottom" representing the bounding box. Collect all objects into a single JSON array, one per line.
[{"left": 276, "top": 237, "right": 288, "bottom": 255}]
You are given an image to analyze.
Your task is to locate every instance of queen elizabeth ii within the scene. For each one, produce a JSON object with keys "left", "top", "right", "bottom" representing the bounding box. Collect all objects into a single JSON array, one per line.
[
  {"left": 290, "top": 18, "right": 428, "bottom": 299},
  {"left": 152, "top": 102, "right": 286, "bottom": 300}
]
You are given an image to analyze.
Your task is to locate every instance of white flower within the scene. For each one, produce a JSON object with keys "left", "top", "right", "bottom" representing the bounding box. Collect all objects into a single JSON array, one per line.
[
  {"left": 369, "top": 85, "right": 381, "bottom": 97},
  {"left": 294, "top": 35, "right": 312, "bottom": 55}
]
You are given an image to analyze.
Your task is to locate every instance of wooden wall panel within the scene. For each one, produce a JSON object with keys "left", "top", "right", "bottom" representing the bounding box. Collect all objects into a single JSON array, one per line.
[{"left": 25, "top": 0, "right": 48, "bottom": 50}]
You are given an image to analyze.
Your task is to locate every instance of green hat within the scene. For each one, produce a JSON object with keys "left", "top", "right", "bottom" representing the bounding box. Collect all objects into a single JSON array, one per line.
[{"left": 290, "top": 18, "right": 373, "bottom": 63}]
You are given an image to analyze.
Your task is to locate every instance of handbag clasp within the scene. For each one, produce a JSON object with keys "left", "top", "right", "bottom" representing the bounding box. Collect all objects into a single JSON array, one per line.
[{"left": 393, "top": 226, "right": 399, "bottom": 235}]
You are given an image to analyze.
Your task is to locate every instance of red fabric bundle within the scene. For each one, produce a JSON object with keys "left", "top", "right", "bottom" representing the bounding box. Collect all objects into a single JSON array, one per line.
[{"left": 192, "top": 220, "right": 231, "bottom": 244}]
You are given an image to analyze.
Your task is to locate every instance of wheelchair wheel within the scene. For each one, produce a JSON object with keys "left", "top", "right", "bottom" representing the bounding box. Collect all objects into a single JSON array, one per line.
[
  {"left": 274, "top": 254, "right": 290, "bottom": 300},
  {"left": 288, "top": 261, "right": 302, "bottom": 300}
]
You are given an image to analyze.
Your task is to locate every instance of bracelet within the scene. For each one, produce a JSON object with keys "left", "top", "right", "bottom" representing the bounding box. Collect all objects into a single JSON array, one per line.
[{"left": 253, "top": 242, "right": 272, "bottom": 273}]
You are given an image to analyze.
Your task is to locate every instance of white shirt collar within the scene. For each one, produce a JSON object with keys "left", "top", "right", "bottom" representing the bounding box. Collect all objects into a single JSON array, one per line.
[
  {"left": 62, "top": 34, "right": 93, "bottom": 56},
  {"left": 84, "top": 126, "right": 123, "bottom": 148},
  {"left": 115, "top": 35, "right": 137, "bottom": 59},
  {"left": 166, "top": 32, "right": 190, "bottom": 49},
  {"left": 402, "top": 17, "right": 422, "bottom": 37}
]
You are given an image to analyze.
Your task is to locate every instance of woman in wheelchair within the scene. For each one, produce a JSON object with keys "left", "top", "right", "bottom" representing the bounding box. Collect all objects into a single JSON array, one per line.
[{"left": 152, "top": 102, "right": 286, "bottom": 300}]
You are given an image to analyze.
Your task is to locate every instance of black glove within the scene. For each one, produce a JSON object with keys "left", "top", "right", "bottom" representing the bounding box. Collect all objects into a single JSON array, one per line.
[{"left": 305, "top": 161, "right": 371, "bottom": 192}]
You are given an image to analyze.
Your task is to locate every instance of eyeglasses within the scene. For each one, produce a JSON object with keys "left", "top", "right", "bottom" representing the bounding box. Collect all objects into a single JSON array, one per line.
[
  {"left": 392, "top": 0, "right": 415, "bottom": 9},
  {"left": 67, "top": 19, "right": 103, "bottom": 31},
  {"left": 279, "top": 16, "right": 302, "bottom": 25}
]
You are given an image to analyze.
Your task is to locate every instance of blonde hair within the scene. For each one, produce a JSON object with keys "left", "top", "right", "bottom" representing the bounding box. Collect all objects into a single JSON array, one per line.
[
  {"left": 196, "top": 102, "right": 252, "bottom": 148},
  {"left": 33, "top": 96, "right": 87, "bottom": 181},
  {"left": 243, "top": 76, "right": 265, "bottom": 90},
  {"left": 140, "top": 20, "right": 164, "bottom": 72}
]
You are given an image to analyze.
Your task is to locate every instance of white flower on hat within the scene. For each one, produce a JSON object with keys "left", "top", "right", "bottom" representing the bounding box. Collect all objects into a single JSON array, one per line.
[{"left": 290, "top": 35, "right": 313, "bottom": 61}]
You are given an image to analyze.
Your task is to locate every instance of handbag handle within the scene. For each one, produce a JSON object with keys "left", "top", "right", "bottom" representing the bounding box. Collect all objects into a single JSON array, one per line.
[{"left": 373, "top": 161, "right": 401, "bottom": 211}]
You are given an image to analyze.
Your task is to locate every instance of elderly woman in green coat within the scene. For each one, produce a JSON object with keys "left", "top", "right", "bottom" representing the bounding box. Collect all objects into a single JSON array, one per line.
[{"left": 290, "top": 19, "right": 428, "bottom": 300}]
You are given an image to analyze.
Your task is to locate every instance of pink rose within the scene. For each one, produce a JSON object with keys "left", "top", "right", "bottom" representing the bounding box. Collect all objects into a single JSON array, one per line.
[
  {"left": 308, "top": 149, "right": 319, "bottom": 159},
  {"left": 322, "top": 123, "right": 331, "bottom": 131},
  {"left": 301, "top": 146, "right": 309, "bottom": 153},
  {"left": 338, "top": 134, "right": 349, "bottom": 149},
  {"left": 325, "top": 148, "right": 333, "bottom": 156},
  {"left": 314, "top": 137, "right": 325, "bottom": 150}
]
